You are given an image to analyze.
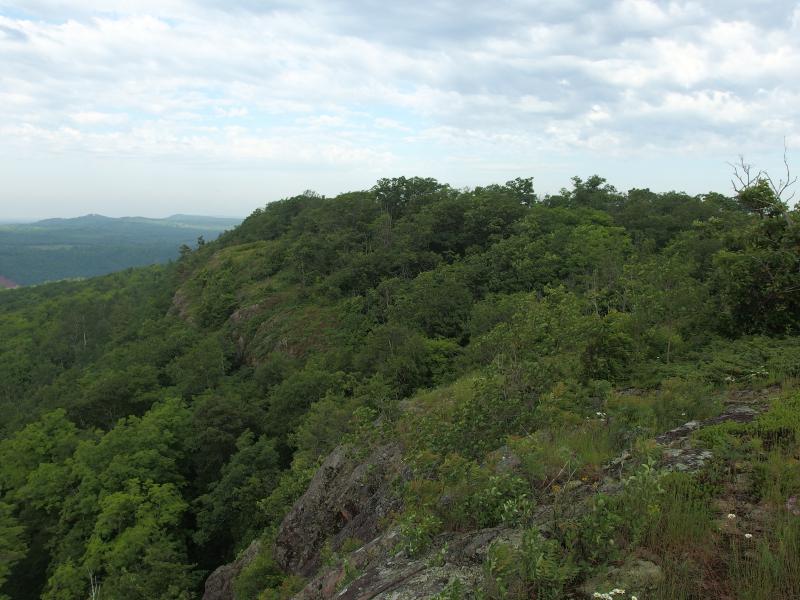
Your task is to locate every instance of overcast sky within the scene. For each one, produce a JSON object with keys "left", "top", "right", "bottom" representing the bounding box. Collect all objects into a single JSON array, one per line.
[{"left": 1, "top": 0, "right": 799, "bottom": 219}]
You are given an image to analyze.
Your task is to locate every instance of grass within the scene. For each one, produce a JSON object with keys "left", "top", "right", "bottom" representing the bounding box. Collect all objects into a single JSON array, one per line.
[{"left": 730, "top": 514, "right": 800, "bottom": 600}]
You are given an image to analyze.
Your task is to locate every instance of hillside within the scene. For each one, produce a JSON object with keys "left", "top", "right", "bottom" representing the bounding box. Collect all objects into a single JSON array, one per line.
[
  {"left": 0, "top": 214, "right": 242, "bottom": 286},
  {"left": 0, "top": 175, "right": 798, "bottom": 600}
]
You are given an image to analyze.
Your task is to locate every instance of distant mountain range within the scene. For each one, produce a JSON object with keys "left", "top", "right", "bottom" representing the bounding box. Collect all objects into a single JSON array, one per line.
[{"left": 0, "top": 214, "right": 242, "bottom": 286}]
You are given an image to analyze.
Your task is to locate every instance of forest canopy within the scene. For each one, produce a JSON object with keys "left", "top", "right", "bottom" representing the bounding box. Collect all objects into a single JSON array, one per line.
[{"left": 1, "top": 174, "right": 799, "bottom": 599}]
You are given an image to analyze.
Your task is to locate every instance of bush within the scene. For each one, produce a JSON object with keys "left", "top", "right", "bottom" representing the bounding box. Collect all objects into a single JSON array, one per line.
[{"left": 483, "top": 531, "right": 578, "bottom": 600}]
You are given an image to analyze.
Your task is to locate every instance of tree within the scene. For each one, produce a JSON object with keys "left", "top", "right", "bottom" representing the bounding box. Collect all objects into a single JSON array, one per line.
[
  {"left": 41, "top": 399, "right": 194, "bottom": 600},
  {"left": 45, "top": 480, "right": 197, "bottom": 600},
  {"left": 505, "top": 177, "right": 537, "bottom": 206},
  {"left": 193, "top": 433, "right": 280, "bottom": 558},
  {"left": 711, "top": 149, "right": 800, "bottom": 332},
  {"left": 729, "top": 146, "right": 796, "bottom": 224},
  {"left": 0, "top": 502, "right": 27, "bottom": 600},
  {"left": 372, "top": 176, "right": 450, "bottom": 220}
]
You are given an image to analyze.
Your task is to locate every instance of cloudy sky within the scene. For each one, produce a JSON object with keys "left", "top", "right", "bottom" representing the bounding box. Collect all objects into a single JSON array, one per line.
[{"left": 1, "top": 0, "right": 799, "bottom": 219}]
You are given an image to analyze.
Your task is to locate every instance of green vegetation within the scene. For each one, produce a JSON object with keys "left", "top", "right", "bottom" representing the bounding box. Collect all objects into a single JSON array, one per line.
[
  {"left": 0, "top": 173, "right": 798, "bottom": 599},
  {"left": 0, "top": 214, "right": 240, "bottom": 286}
]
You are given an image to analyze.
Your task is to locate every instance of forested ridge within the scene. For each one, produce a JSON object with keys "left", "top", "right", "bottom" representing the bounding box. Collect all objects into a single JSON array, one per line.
[
  {"left": 0, "top": 214, "right": 241, "bottom": 286},
  {"left": 1, "top": 174, "right": 799, "bottom": 599}
]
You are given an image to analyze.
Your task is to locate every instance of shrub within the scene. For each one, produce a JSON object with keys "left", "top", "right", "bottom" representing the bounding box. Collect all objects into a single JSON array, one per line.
[
  {"left": 397, "top": 511, "right": 443, "bottom": 558},
  {"left": 483, "top": 531, "right": 577, "bottom": 600}
]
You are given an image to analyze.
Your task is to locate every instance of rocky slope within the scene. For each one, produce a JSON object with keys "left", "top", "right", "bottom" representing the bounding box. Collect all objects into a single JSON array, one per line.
[{"left": 205, "top": 387, "right": 781, "bottom": 599}]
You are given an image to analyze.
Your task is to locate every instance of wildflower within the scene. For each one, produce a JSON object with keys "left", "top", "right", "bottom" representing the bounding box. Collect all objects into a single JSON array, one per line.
[
  {"left": 611, "top": 590, "right": 625, "bottom": 595},
  {"left": 744, "top": 533, "right": 753, "bottom": 539},
  {"left": 727, "top": 513, "right": 736, "bottom": 520},
  {"left": 631, "top": 596, "right": 638, "bottom": 600}
]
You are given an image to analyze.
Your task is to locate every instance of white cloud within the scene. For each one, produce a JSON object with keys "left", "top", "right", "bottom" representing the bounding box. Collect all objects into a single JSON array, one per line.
[
  {"left": 0, "top": 0, "right": 799, "bottom": 215},
  {"left": 69, "top": 111, "right": 128, "bottom": 125}
]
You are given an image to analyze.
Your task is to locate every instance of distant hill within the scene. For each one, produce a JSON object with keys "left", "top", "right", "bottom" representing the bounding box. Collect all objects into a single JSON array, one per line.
[{"left": 0, "top": 214, "right": 242, "bottom": 285}]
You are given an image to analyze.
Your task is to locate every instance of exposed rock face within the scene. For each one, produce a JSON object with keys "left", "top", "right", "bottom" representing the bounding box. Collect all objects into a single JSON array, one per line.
[
  {"left": 293, "top": 527, "right": 521, "bottom": 600},
  {"left": 203, "top": 539, "right": 261, "bottom": 600},
  {"left": 200, "top": 394, "right": 778, "bottom": 600},
  {"left": 170, "top": 289, "right": 194, "bottom": 323},
  {"left": 656, "top": 404, "right": 762, "bottom": 472},
  {"left": 275, "top": 444, "right": 406, "bottom": 577},
  {"left": 283, "top": 401, "right": 771, "bottom": 599},
  {"left": 655, "top": 404, "right": 760, "bottom": 445}
]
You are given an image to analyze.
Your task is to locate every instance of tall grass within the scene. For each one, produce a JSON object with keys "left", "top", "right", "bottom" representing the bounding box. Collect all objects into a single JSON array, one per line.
[{"left": 730, "top": 514, "right": 800, "bottom": 600}]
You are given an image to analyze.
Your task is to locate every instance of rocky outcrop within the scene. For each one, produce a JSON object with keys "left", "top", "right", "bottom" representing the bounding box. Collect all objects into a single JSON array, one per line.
[
  {"left": 203, "top": 539, "right": 261, "bottom": 600},
  {"left": 170, "top": 289, "right": 195, "bottom": 323},
  {"left": 285, "top": 400, "right": 773, "bottom": 599},
  {"left": 655, "top": 404, "right": 761, "bottom": 445},
  {"left": 275, "top": 444, "right": 407, "bottom": 577},
  {"left": 199, "top": 393, "right": 778, "bottom": 599},
  {"left": 655, "top": 403, "right": 762, "bottom": 472},
  {"left": 293, "top": 527, "right": 522, "bottom": 600}
]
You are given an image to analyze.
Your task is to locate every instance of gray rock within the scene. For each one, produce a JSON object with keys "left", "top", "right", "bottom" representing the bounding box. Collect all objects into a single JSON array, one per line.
[
  {"left": 661, "top": 447, "right": 714, "bottom": 472},
  {"left": 203, "top": 539, "right": 262, "bottom": 600},
  {"left": 656, "top": 404, "right": 761, "bottom": 445},
  {"left": 277, "top": 399, "right": 774, "bottom": 599},
  {"left": 275, "top": 444, "right": 406, "bottom": 577},
  {"left": 293, "top": 528, "right": 513, "bottom": 600}
]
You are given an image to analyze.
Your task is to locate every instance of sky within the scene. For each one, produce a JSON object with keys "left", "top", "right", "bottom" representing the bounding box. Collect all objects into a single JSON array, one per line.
[{"left": 1, "top": 0, "right": 799, "bottom": 219}]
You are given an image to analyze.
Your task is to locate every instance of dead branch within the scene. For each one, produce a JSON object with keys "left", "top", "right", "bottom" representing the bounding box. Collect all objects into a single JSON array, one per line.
[{"left": 763, "top": 138, "right": 797, "bottom": 204}]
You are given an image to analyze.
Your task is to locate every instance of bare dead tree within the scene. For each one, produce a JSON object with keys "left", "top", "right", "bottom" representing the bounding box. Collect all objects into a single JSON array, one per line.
[
  {"left": 728, "top": 140, "right": 796, "bottom": 225},
  {"left": 728, "top": 154, "right": 764, "bottom": 192},
  {"left": 764, "top": 139, "right": 798, "bottom": 207}
]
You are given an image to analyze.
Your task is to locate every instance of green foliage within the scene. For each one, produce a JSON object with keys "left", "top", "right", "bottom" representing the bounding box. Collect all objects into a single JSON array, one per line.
[
  {"left": 79, "top": 480, "right": 198, "bottom": 600},
  {"left": 397, "top": 510, "right": 443, "bottom": 558},
  {"left": 194, "top": 432, "right": 280, "bottom": 556},
  {"left": 431, "top": 578, "right": 467, "bottom": 600},
  {"left": 730, "top": 513, "right": 800, "bottom": 600},
  {"left": 232, "top": 540, "right": 301, "bottom": 600},
  {"left": 0, "top": 502, "right": 26, "bottom": 599},
  {"left": 712, "top": 216, "right": 800, "bottom": 334},
  {"left": 566, "top": 460, "right": 665, "bottom": 567},
  {"left": 1, "top": 174, "right": 799, "bottom": 599},
  {"left": 483, "top": 531, "right": 578, "bottom": 600}
]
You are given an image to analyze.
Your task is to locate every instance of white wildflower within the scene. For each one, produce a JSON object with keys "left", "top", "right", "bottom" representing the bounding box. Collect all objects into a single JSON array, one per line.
[
  {"left": 745, "top": 533, "right": 753, "bottom": 539},
  {"left": 727, "top": 513, "right": 736, "bottom": 520}
]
